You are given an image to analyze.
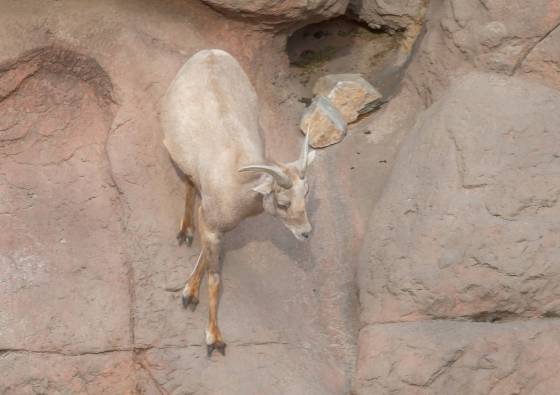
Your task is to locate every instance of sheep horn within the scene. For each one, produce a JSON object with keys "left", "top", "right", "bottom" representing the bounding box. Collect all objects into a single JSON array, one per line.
[
  {"left": 299, "top": 132, "right": 310, "bottom": 176},
  {"left": 238, "top": 165, "right": 293, "bottom": 189}
]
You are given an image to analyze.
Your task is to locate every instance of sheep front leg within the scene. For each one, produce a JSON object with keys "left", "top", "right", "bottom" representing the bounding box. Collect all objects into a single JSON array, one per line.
[
  {"left": 200, "top": 216, "right": 225, "bottom": 356},
  {"left": 206, "top": 265, "right": 225, "bottom": 356},
  {"left": 181, "top": 207, "right": 225, "bottom": 356},
  {"left": 177, "top": 178, "right": 196, "bottom": 247}
]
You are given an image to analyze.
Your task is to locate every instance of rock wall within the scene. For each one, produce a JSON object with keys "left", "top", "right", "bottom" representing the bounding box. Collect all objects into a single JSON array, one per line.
[
  {"left": 0, "top": 1, "right": 370, "bottom": 394},
  {"left": 352, "top": 0, "right": 560, "bottom": 394},
  {"left": 1, "top": 0, "right": 558, "bottom": 394},
  {"left": 353, "top": 72, "right": 560, "bottom": 394}
]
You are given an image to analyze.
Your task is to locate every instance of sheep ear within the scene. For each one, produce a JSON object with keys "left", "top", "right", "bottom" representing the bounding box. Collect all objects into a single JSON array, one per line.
[{"left": 252, "top": 179, "right": 272, "bottom": 195}]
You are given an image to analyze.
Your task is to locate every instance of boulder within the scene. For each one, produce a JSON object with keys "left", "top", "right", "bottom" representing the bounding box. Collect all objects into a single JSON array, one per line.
[
  {"left": 312, "top": 74, "right": 382, "bottom": 123},
  {"left": 357, "top": 72, "right": 560, "bottom": 325},
  {"left": 348, "top": 0, "right": 427, "bottom": 32},
  {"left": 300, "top": 96, "right": 347, "bottom": 148},
  {"left": 201, "top": 0, "right": 349, "bottom": 25},
  {"left": 408, "top": 0, "right": 560, "bottom": 101},
  {"left": 353, "top": 69, "right": 560, "bottom": 395}
]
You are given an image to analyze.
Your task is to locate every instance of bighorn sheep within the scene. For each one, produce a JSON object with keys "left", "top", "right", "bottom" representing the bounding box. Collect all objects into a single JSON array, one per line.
[{"left": 160, "top": 49, "right": 316, "bottom": 356}]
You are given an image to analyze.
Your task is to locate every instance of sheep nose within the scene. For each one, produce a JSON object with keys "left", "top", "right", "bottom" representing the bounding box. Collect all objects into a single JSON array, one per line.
[{"left": 301, "top": 232, "right": 310, "bottom": 239}]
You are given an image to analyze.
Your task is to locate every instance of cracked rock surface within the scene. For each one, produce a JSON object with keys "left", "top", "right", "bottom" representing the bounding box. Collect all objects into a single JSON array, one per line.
[
  {"left": 354, "top": 320, "right": 560, "bottom": 394},
  {"left": 1, "top": 0, "right": 560, "bottom": 394},
  {"left": 1, "top": 1, "right": 382, "bottom": 394},
  {"left": 358, "top": 72, "right": 560, "bottom": 325},
  {"left": 352, "top": 0, "right": 560, "bottom": 393}
]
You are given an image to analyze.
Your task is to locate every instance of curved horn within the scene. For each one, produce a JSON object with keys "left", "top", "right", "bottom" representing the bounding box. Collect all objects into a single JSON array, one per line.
[
  {"left": 299, "top": 132, "right": 310, "bottom": 176},
  {"left": 239, "top": 165, "right": 293, "bottom": 189}
]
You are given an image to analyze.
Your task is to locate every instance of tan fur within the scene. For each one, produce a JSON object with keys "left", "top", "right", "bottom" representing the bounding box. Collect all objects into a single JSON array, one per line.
[
  {"left": 177, "top": 178, "right": 196, "bottom": 246},
  {"left": 161, "top": 49, "right": 315, "bottom": 355}
]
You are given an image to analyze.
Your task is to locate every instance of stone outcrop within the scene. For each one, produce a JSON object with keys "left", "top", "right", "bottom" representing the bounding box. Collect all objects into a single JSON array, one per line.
[
  {"left": 348, "top": 0, "right": 428, "bottom": 32},
  {"left": 200, "top": 0, "right": 350, "bottom": 25},
  {"left": 353, "top": 71, "right": 560, "bottom": 393},
  {"left": 358, "top": 72, "right": 560, "bottom": 325},
  {"left": 1, "top": 0, "right": 560, "bottom": 394},
  {"left": 312, "top": 74, "right": 382, "bottom": 123},
  {"left": 354, "top": 320, "right": 560, "bottom": 394},
  {"left": 0, "top": 1, "right": 369, "bottom": 394},
  {"left": 300, "top": 96, "right": 347, "bottom": 147},
  {"left": 349, "top": 0, "right": 560, "bottom": 392},
  {"left": 408, "top": 0, "right": 560, "bottom": 103},
  {"left": 299, "top": 74, "right": 381, "bottom": 148}
]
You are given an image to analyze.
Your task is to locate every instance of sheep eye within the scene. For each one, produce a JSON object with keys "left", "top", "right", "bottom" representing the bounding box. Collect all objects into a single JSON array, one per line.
[{"left": 278, "top": 201, "right": 291, "bottom": 210}]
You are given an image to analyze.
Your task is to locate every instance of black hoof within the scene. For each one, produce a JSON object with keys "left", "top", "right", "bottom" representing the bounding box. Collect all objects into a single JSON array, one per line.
[
  {"left": 185, "top": 234, "right": 193, "bottom": 247},
  {"left": 207, "top": 341, "right": 226, "bottom": 357},
  {"left": 181, "top": 294, "right": 199, "bottom": 311},
  {"left": 177, "top": 231, "right": 186, "bottom": 245},
  {"left": 177, "top": 232, "right": 193, "bottom": 247}
]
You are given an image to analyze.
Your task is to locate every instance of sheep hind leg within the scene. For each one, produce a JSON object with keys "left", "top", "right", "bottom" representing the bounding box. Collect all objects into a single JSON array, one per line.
[
  {"left": 177, "top": 178, "right": 196, "bottom": 247},
  {"left": 181, "top": 205, "right": 207, "bottom": 311}
]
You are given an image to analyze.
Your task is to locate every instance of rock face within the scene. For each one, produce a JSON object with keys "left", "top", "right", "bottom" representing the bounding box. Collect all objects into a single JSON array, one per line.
[
  {"left": 0, "top": 48, "right": 129, "bottom": 355},
  {"left": 2, "top": 0, "right": 560, "bottom": 394},
  {"left": 348, "top": 0, "right": 427, "bottom": 32},
  {"left": 201, "top": 0, "right": 349, "bottom": 25},
  {"left": 312, "top": 74, "right": 382, "bottom": 123},
  {"left": 354, "top": 321, "right": 560, "bottom": 394},
  {"left": 353, "top": 72, "right": 560, "bottom": 393},
  {"left": 408, "top": 0, "right": 560, "bottom": 102},
  {"left": 300, "top": 96, "right": 347, "bottom": 147},
  {"left": 359, "top": 72, "right": 560, "bottom": 324},
  {"left": 349, "top": 0, "right": 560, "bottom": 392},
  {"left": 0, "top": 1, "right": 369, "bottom": 394}
]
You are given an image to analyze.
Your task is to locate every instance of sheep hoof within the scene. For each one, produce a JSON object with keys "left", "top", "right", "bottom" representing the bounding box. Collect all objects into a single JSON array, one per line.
[
  {"left": 177, "top": 231, "right": 193, "bottom": 247},
  {"left": 177, "top": 231, "right": 186, "bottom": 245},
  {"left": 181, "top": 294, "right": 199, "bottom": 311},
  {"left": 207, "top": 341, "right": 226, "bottom": 357},
  {"left": 185, "top": 234, "right": 193, "bottom": 246}
]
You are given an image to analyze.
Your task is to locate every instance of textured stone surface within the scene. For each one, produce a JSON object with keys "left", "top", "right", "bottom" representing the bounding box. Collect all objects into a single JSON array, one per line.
[
  {"left": 354, "top": 320, "right": 560, "bottom": 395},
  {"left": 141, "top": 344, "right": 343, "bottom": 395},
  {"left": 358, "top": 72, "right": 560, "bottom": 325},
  {"left": 313, "top": 74, "right": 382, "bottom": 123},
  {"left": 0, "top": 1, "right": 396, "bottom": 393},
  {"left": 300, "top": 96, "right": 347, "bottom": 147},
  {"left": 348, "top": 0, "right": 427, "bottom": 32},
  {"left": 2, "top": 0, "right": 559, "bottom": 393},
  {"left": 520, "top": 24, "right": 560, "bottom": 90},
  {"left": 0, "top": 49, "right": 130, "bottom": 354},
  {"left": 408, "top": 0, "right": 560, "bottom": 103},
  {"left": 201, "top": 0, "right": 349, "bottom": 25},
  {"left": 0, "top": 351, "right": 137, "bottom": 395},
  {"left": 349, "top": 1, "right": 560, "bottom": 392}
]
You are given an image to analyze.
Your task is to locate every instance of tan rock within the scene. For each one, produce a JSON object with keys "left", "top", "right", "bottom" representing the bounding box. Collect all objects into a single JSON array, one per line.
[
  {"left": 1, "top": 352, "right": 136, "bottom": 394},
  {"left": 348, "top": 0, "right": 427, "bottom": 32},
  {"left": 357, "top": 72, "right": 560, "bottom": 326},
  {"left": 201, "top": 0, "right": 349, "bottom": 25},
  {"left": 300, "top": 96, "right": 347, "bottom": 148},
  {"left": 354, "top": 320, "right": 560, "bottom": 395},
  {"left": 312, "top": 74, "right": 382, "bottom": 123}
]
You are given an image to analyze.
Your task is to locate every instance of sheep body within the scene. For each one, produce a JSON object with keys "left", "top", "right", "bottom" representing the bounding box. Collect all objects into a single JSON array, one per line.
[
  {"left": 160, "top": 49, "right": 315, "bottom": 355},
  {"left": 161, "top": 49, "right": 264, "bottom": 230}
]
